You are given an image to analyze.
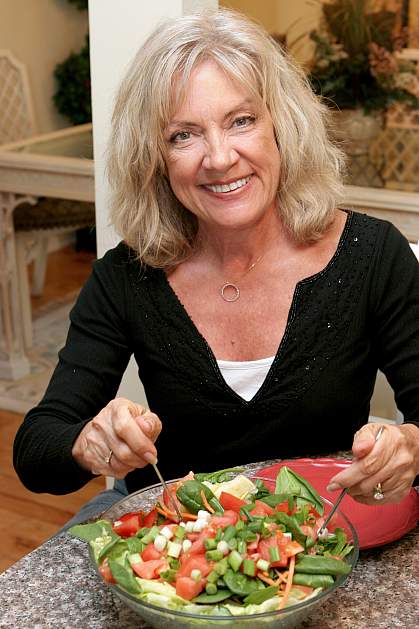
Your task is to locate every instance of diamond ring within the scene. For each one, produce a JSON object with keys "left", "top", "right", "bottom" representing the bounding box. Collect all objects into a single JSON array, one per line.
[
  {"left": 373, "top": 482, "right": 384, "bottom": 500},
  {"left": 105, "top": 449, "right": 113, "bottom": 465}
]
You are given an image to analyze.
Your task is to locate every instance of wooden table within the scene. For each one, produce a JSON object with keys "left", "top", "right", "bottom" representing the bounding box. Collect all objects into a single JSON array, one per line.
[{"left": 0, "top": 123, "right": 94, "bottom": 379}]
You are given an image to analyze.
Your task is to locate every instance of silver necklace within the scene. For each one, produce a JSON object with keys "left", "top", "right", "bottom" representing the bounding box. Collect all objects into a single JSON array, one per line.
[{"left": 220, "top": 254, "right": 264, "bottom": 302}]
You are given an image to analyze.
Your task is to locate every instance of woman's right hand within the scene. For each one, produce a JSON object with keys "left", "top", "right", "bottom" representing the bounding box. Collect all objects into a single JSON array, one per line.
[{"left": 71, "top": 398, "right": 162, "bottom": 478}]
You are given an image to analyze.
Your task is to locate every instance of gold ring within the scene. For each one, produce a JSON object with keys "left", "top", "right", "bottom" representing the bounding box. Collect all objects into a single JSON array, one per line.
[
  {"left": 373, "top": 482, "right": 384, "bottom": 500},
  {"left": 105, "top": 449, "right": 113, "bottom": 465}
]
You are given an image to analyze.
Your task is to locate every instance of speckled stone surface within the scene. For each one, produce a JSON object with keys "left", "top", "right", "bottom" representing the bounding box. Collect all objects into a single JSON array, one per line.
[{"left": 1, "top": 460, "right": 417, "bottom": 628}]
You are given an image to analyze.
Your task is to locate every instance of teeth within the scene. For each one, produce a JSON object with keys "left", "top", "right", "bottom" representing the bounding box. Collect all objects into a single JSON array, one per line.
[{"left": 207, "top": 176, "right": 251, "bottom": 193}]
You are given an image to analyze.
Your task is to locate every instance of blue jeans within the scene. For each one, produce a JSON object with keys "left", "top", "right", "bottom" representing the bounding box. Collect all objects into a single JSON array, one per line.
[{"left": 60, "top": 479, "right": 129, "bottom": 532}]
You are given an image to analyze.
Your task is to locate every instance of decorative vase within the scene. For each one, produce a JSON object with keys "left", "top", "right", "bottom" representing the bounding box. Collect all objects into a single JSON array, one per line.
[{"left": 330, "top": 108, "right": 383, "bottom": 156}]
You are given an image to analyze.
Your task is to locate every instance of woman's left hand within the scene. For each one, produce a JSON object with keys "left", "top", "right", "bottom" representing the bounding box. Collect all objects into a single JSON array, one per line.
[{"left": 326, "top": 422, "right": 419, "bottom": 505}]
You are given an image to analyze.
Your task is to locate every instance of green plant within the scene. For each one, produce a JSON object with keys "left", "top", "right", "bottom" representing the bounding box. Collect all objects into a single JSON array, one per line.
[
  {"left": 53, "top": 36, "right": 91, "bottom": 125},
  {"left": 308, "top": 0, "right": 419, "bottom": 112},
  {"left": 67, "top": 0, "right": 88, "bottom": 9}
]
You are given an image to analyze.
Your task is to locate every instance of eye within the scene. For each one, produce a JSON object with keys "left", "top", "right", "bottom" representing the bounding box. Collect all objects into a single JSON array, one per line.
[
  {"left": 233, "top": 115, "right": 255, "bottom": 129},
  {"left": 170, "top": 130, "right": 191, "bottom": 143}
]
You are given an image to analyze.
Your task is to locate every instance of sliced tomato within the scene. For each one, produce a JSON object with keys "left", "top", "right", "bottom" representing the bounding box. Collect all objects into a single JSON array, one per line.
[
  {"left": 218, "top": 491, "right": 247, "bottom": 513},
  {"left": 99, "top": 558, "right": 116, "bottom": 584},
  {"left": 143, "top": 508, "right": 159, "bottom": 528},
  {"left": 283, "top": 540, "right": 304, "bottom": 557},
  {"left": 131, "top": 559, "right": 168, "bottom": 580},
  {"left": 112, "top": 513, "right": 142, "bottom": 537},
  {"left": 210, "top": 509, "right": 239, "bottom": 528},
  {"left": 188, "top": 528, "right": 216, "bottom": 555},
  {"left": 258, "top": 536, "right": 288, "bottom": 568},
  {"left": 176, "top": 576, "right": 205, "bottom": 600},
  {"left": 177, "top": 555, "right": 212, "bottom": 578},
  {"left": 141, "top": 542, "right": 163, "bottom": 561},
  {"left": 301, "top": 524, "right": 317, "bottom": 543},
  {"left": 249, "top": 500, "right": 275, "bottom": 517},
  {"left": 275, "top": 501, "right": 290, "bottom": 514}
]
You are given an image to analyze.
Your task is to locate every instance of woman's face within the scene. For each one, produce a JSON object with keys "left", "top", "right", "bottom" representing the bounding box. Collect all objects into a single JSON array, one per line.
[{"left": 164, "top": 61, "right": 281, "bottom": 233}]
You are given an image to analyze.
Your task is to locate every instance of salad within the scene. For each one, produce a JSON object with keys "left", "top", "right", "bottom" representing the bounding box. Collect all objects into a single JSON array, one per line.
[{"left": 70, "top": 467, "right": 354, "bottom": 617}]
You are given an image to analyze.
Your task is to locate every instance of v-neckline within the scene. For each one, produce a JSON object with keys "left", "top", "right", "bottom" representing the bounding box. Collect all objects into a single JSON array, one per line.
[{"left": 157, "top": 210, "right": 353, "bottom": 406}]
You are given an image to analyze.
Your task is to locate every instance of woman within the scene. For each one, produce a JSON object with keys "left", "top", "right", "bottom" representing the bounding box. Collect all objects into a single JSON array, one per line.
[{"left": 13, "top": 10, "right": 418, "bottom": 521}]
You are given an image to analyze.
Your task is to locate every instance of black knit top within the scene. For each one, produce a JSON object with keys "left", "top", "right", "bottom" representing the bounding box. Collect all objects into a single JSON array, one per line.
[{"left": 13, "top": 211, "right": 419, "bottom": 495}]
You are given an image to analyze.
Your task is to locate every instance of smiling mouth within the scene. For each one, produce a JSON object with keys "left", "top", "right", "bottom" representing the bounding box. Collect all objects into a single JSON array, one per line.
[{"left": 204, "top": 175, "right": 252, "bottom": 194}]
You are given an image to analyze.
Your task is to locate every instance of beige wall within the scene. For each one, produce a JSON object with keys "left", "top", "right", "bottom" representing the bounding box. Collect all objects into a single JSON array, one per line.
[
  {"left": 0, "top": 0, "right": 88, "bottom": 133},
  {"left": 220, "top": 0, "right": 321, "bottom": 66}
]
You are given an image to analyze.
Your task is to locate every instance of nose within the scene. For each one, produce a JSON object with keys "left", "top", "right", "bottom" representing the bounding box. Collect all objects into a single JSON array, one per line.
[{"left": 202, "top": 130, "right": 239, "bottom": 172}]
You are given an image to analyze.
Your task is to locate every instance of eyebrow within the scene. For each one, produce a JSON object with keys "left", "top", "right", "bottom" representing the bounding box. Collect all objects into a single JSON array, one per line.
[{"left": 166, "top": 98, "right": 257, "bottom": 130}]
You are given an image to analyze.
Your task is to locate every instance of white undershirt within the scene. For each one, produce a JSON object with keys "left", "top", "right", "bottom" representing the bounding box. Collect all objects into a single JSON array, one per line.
[{"left": 217, "top": 355, "right": 275, "bottom": 401}]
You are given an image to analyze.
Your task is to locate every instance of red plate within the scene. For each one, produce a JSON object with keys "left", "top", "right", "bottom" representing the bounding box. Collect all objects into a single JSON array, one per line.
[{"left": 254, "top": 458, "right": 419, "bottom": 549}]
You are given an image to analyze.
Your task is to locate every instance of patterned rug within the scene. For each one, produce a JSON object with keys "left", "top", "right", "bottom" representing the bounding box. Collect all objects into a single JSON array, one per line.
[{"left": 0, "top": 295, "right": 76, "bottom": 414}]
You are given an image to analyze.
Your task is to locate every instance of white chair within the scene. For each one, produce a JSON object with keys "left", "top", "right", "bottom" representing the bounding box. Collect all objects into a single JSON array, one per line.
[{"left": 0, "top": 49, "right": 94, "bottom": 349}]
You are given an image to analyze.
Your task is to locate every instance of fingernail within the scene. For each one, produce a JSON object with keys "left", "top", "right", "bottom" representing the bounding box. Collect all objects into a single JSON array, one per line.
[
  {"left": 326, "top": 483, "right": 340, "bottom": 492},
  {"left": 143, "top": 451, "right": 157, "bottom": 465},
  {"left": 143, "top": 418, "right": 153, "bottom": 432}
]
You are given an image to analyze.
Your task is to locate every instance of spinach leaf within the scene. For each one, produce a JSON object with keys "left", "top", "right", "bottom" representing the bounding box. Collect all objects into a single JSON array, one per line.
[
  {"left": 97, "top": 536, "right": 121, "bottom": 562},
  {"left": 194, "top": 467, "right": 244, "bottom": 483},
  {"left": 275, "top": 512, "right": 307, "bottom": 546},
  {"left": 250, "top": 479, "right": 271, "bottom": 501},
  {"left": 108, "top": 557, "right": 141, "bottom": 595},
  {"left": 243, "top": 585, "right": 279, "bottom": 605},
  {"left": 68, "top": 520, "right": 114, "bottom": 542},
  {"left": 223, "top": 569, "right": 265, "bottom": 597},
  {"left": 176, "top": 480, "right": 223, "bottom": 514},
  {"left": 259, "top": 493, "right": 289, "bottom": 508},
  {"left": 275, "top": 467, "right": 324, "bottom": 515}
]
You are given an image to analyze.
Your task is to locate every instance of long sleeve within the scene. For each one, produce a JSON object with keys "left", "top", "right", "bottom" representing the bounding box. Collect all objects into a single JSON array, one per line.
[
  {"left": 13, "top": 244, "right": 133, "bottom": 494},
  {"left": 369, "top": 223, "right": 419, "bottom": 425}
]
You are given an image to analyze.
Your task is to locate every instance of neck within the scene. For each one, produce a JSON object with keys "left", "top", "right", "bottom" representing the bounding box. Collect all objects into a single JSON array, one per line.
[{"left": 196, "top": 212, "right": 284, "bottom": 275}]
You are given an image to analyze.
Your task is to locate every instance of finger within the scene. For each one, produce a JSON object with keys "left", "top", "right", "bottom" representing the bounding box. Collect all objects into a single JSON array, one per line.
[
  {"left": 110, "top": 405, "right": 158, "bottom": 465},
  {"left": 135, "top": 412, "right": 162, "bottom": 443},
  {"left": 352, "top": 423, "right": 384, "bottom": 460},
  {"left": 327, "top": 427, "right": 390, "bottom": 491},
  {"left": 350, "top": 481, "right": 411, "bottom": 506}
]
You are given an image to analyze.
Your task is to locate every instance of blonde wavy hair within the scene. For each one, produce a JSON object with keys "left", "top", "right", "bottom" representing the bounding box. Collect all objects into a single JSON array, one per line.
[{"left": 107, "top": 8, "right": 346, "bottom": 268}]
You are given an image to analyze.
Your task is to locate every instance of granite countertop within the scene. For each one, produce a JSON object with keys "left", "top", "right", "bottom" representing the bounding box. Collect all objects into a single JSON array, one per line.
[{"left": 1, "top": 460, "right": 417, "bottom": 628}]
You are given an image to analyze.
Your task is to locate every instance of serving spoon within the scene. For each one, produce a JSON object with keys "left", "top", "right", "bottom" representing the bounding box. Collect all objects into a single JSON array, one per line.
[{"left": 318, "top": 425, "right": 384, "bottom": 536}]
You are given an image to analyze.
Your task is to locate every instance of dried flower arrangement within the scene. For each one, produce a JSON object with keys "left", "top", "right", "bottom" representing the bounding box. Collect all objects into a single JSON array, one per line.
[{"left": 308, "top": 0, "right": 419, "bottom": 112}]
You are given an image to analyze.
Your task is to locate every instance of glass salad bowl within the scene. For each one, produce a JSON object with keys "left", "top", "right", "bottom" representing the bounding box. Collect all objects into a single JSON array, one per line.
[{"left": 90, "top": 476, "right": 359, "bottom": 629}]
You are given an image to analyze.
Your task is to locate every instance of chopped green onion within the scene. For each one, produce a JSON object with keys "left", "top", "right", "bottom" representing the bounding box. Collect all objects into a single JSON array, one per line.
[
  {"left": 206, "top": 549, "right": 224, "bottom": 562},
  {"left": 243, "top": 559, "right": 256, "bottom": 577},
  {"left": 223, "top": 525, "right": 237, "bottom": 542},
  {"left": 204, "top": 538, "right": 218, "bottom": 550},
  {"left": 269, "top": 546, "right": 280, "bottom": 563},
  {"left": 256, "top": 559, "right": 270, "bottom": 572},
  {"left": 207, "top": 570, "right": 220, "bottom": 583},
  {"left": 205, "top": 583, "right": 218, "bottom": 595},
  {"left": 214, "top": 558, "right": 228, "bottom": 575},
  {"left": 237, "top": 539, "right": 247, "bottom": 555},
  {"left": 228, "top": 550, "right": 243, "bottom": 572}
]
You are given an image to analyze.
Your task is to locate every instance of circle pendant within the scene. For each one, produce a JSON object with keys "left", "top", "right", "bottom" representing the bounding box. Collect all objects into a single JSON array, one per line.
[{"left": 220, "top": 283, "right": 240, "bottom": 302}]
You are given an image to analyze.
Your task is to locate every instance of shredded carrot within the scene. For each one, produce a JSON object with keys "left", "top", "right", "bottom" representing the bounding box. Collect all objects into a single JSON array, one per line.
[
  {"left": 156, "top": 505, "right": 177, "bottom": 521},
  {"left": 278, "top": 555, "right": 296, "bottom": 610},
  {"left": 274, "top": 569, "right": 288, "bottom": 584},
  {"left": 155, "top": 504, "right": 198, "bottom": 521},
  {"left": 257, "top": 573, "right": 280, "bottom": 586},
  {"left": 200, "top": 490, "right": 215, "bottom": 514}
]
